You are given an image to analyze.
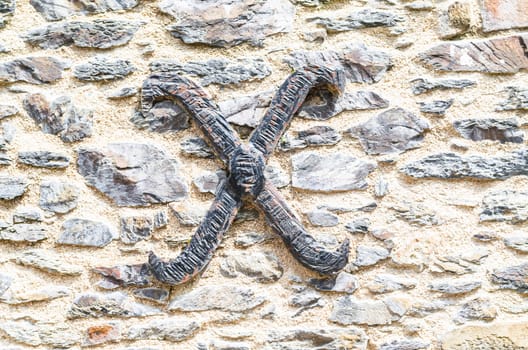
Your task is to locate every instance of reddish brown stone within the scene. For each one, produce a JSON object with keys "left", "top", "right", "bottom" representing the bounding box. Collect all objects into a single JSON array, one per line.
[
  {"left": 83, "top": 323, "right": 120, "bottom": 346},
  {"left": 480, "top": 0, "right": 528, "bottom": 32}
]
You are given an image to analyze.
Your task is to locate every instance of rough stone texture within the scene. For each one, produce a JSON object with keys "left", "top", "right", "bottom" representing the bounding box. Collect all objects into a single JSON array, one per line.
[
  {"left": 93, "top": 264, "right": 154, "bottom": 288},
  {"left": 0, "top": 319, "right": 78, "bottom": 348},
  {"left": 220, "top": 251, "right": 283, "bottom": 283},
  {"left": 0, "top": 104, "right": 17, "bottom": 119},
  {"left": 0, "top": 176, "right": 28, "bottom": 200},
  {"left": 159, "top": 0, "right": 295, "bottom": 48},
  {"left": 30, "top": 0, "right": 139, "bottom": 21},
  {"left": 454, "top": 298, "right": 497, "bottom": 324},
  {"left": 24, "top": 20, "right": 142, "bottom": 49},
  {"left": 437, "top": 1, "right": 472, "bottom": 40},
  {"left": 107, "top": 86, "right": 138, "bottom": 99},
  {"left": 417, "top": 99, "right": 453, "bottom": 115},
  {"left": 496, "top": 87, "right": 528, "bottom": 111},
  {"left": 306, "top": 209, "right": 339, "bottom": 227},
  {"left": 480, "top": 0, "right": 528, "bottom": 32},
  {"left": 347, "top": 108, "right": 430, "bottom": 155},
  {"left": 39, "top": 179, "right": 79, "bottom": 213},
  {"left": 491, "top": 263, "right": 528, "bottom": 293},
  {"left": 74, "top": 56, "right": 135, "bottom": 81},
  {"left": 420, "top": 34, "right": 528, "bottom": 73},
  {"left": 441, "top": 322, "right": 528, "bottom": 349},
  {"left": 291, "top": 151, "right": 376, "bottom": 192},
  {"left": 367, "top": 274, "right": 417, "bottom": 294},
  {"left": 453, "top": 118, "right": 523, "bottom": 143},
  {"left": 267, "top": 327, "right": 368, "bottom": 350},
  {"left": 77, "top": 143, "right": 188, "bottom": 206},
  {"left": 18, "top": 151, "right": 70, "bottom": 168},
  {"left": 15, "top": 249, "right": 82, "bottom": 275},
  {"left": 330, "top": 296, "right": 398, "bottom": 325},
  {"left": 480, "top": 190, "right": 528, "bottom": 223},
  {"left": 309, "top": 272, "right": 359, "bottom": 294},
  {"left": 0, "top": 285, "right": 70, "bottom": 304},
  {"left": 504, "top": 235, "right": 528, "bottom": 253},
  {"left": 180, "top": 137, "right": 213, "bottom": 158},
  {"left": 428, "top": 279, "right": 481, "bottom": 295},
  {"left": 378, "top": 339, "right": 429, "bottom": 350},
  {"left": 410, "top": 77, "right": 475, "bottom": 95},
  {"left": 127, "top": 318, "right": 199, "bottom": 342},
  {"left": 131, "top": 100, "right": 190, "bottom": 133},
  {"left": 310, "top": 9, "right": 405, "bottom": 32},
  {"left": 120, "top": 216, "right": 153, "bottom": 244},
  {"left": 58, "top": 218, "right": 116, "bottom": 247},
  {"left": 390, "top": 201, "right": 440, "bottom": 226},
  {"left": 0, "top": 57, "right": 67, "bottom": 84},
  {"left": 82, "top": 323, "right": 121, "bottom": 347},
  {"left": 400, "top": 150, "right": 528, "bottom": 179},
  {"left": 279, "top": 126, "right": 341, "bottom": 151},
  {"left": 0, "top": 0, "right": 14, "bottom": 29},
  {"left": 354, "top": 244, "right": 390, "bottom": 267},
  {"left": 150, "top": 58, "right": 271, "bottom": 86},
  {"left": 0, "top": 223, "right": 47, "bottom": 242},
  {"left": 68, "top": 292, "right": 161, "bottom": 318}
]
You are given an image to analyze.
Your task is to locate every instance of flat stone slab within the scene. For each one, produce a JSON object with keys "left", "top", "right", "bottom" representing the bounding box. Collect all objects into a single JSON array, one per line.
[
  {"left": 68, "top": 291, "right": 161, "bottom": 318},
  {"left": 77, "top": 143, "right": 188, "bottom": 206},
  {"left": 0, "top": 176, "right": 28, "bottom": 200},
  {"left": 267, "top": 327, "right": 368, "bottom": 350},
  {"left": 57, "top": 218, "right": 116, "bottom": 247},
  {"left": 30, "top": 0, "right": 139, "bottom": 21},
  {"left": 0, "top": 319, "right": 78, "bottom": 348},
  {"left": 39, "top": 179, "right": 79, "bottom": 213},
  {"left": 309, "top": 9, "right": 404, "bottom": 32},
  {"left": 0, "top": 57, "right": 68, "bottom": 84},
  {"left": 330, "top": 296, "right": 397, "bottom": 325},
  {"left": 127, "top": 318, "right": 199, "bottom": 342},
  {"left": 453, "top": 118, "right": 523, "bottom": 143},
  {"left": 74, "top": 56, "right": 135, "bottom": 81},
  {"left": 480, "top": 190, "right": 528, "bottom": 224},
  {"left": 291, "top": 151, "right": 376, "bottom": 192},
  {"left": 15, "top": 249, "right": 82, "bottom": 275},
  {"left": 0, "top": 224, "right": 47, "bottom": 242},
  {"left": 480, "top": 0, "right": 528, "bottom": 32},
  {"left": 491, "top": 263, "right": 528, "bottom": 293},
  {"left": 220, "top": 251, "right": 283, "bottom": 283},
  {"left": 496, "top": 87, "right": 528, "bottom": 111}
]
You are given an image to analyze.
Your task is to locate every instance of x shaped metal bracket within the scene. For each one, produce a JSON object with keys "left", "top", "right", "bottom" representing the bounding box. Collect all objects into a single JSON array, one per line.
[{"left": 142, "top": 65, "right": 350, "bottom": 285}]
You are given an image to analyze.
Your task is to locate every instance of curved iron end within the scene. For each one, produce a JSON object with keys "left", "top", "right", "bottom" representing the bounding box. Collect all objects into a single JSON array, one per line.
[
  {"left": 255, "top": 181, "right": 350, "bottom": 275},
  {"left": 148, "top": 183, "right": 241, "bottom": 285}
]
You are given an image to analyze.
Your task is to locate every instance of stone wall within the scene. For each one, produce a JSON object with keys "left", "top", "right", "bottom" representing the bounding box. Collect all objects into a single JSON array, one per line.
[{"left": 1, "top": 0, "right": 528, "bottom": 349}]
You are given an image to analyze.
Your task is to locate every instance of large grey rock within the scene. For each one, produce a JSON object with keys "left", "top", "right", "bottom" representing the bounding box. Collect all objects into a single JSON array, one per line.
[
  {"left": 168, "top": 285, "right": 266, "bottom": 312},
  {"left": 0, "top": 57, "right": 67, "bottom": 84},
  {"left": 410, "top": 77, "right": 475, "bottom": 95},
  {"left": 453, "top": 118, "right": 523, "bottom": 143},
  {"left": 18, "top": 151, "right": 70, "bottom": 168},
  {"left": 0, "top": 0, "right": 15, "bottom": 28},
  {"left": 58, "top": 218, "right": 116, "bottom": 247},
  {"left": 30, "top": 0, "right": 139, "bottom": 21},
  {"left": 264, "top": 165, "right": 289, "bottom": 189},
  {"left": 0, "top": 176, "right": 28, "bottom": 200},
  {"left": 0, "top": 319, "right": 78, "bottom": 348},
  {"left": 496, "top": 87, "right": 528, "bottom": 111},
  {"left": 428, "top": 280, "right": 481, "bottom": 295},
  {"left": 159, "top": 0, "right": 295, "bottom": 48},
  {"left": 0, "top": 224, "right": 47, "bottom": 242},
  {"left": 220, "top": 251, "right": 283, "bottom": 283},
  {"left": 291, "top": 151, "right": 376, "bottom": 192},
  {"left": 480, "top": 190, "right": 528, "bottom": 224},
  {"left": 479, "top": 0, "right": 528, "bottom": 32},
  {"left": 354, "top": 244, "right": 390, "bottom": 267},
  {"left": 330, "top": 296, "right": 398, "bottom": 325},
  {"left": 74, "top": 56, "right": 135, "bottom": 81},
  {"left": 23, "top": 94, "right": 93, "bottom": 142},
  {"left": 127, "top": 318, "right": 199, "bottom": 342},
  {"left": 77, "top": 143, "right": 188, "bottom": 206},
  {"left": 266, "top": 327, "right": 368, "bottom": 350},
  {"left": 150, "top": 58, "right": 271, "bottom": 86},
  {"left": 491, "top": 263, "right": 528, "bottom": 293},
  {"left": 169, "top": 201, "right": 208, "bottom": 227},
  {"left": 285, "top": 43, "right": 392, "bottom": 84},
  {"left": 400, "top": 150, "right": 528, "bottom": 179},
  {"left": 68, "top": 291, "right": 161, "bottom": 318},
  {"left": 24, "top": 20, "right": 142, "bottom": 49},
  {"left": 13, "top": 206, "right": 44, "bottom": 223},
  {"left": 310, "top": 9, "right": 404, "bottom": 32},
  {"left": 93, "top": 264, "right": 154, "bottom": 289},
  {"left": 347, "top": 107, "right": 429, "bottom": 155},
  {"left": 15, "top": 249, "right": 82, "bottom": 275},
  {"left": 306, "top": 209, "right": 339, "bottom": 227},
  {"left": 39, "top": 179, "right": 79, "bottom": 213},
  {"left": 420, "top": 34, "right": 528, "bottom": 73}
]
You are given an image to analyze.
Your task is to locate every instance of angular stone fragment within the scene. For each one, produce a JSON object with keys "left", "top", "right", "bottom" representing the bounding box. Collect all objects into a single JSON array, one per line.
[
  {"left": 150, "top": 58, "right": 271, "bottom": 86},
  {"left": 438, "top": 1, "right": 472, "bottom": 39},
  {"left": 291, "top": 151, "right": 376, "bottom": 192},
  {"left": 306, "top": 209, "right": 339, "bottom": 227},
  {"left": 0, "top": 104, "right": 17, "bottom": 119},
  {"left": 216, "top": 90, "right": 274, "bottom": 128},
  {"left": 480, "top": 190, "right": 528, "bottom": 224},
  {"left": 0, "top": 176, "right": 28, "bottom": 200},
  {"left": 367, "top": 274, "right": 417, "bottom": 294},
  {"left": 267, "top": 327, "right": 368, "bottom": 350},
  {"left": 107, "top": 86, "right": 138, "bottom": 100},
  {"left": 18, "top": 151, "right": 70, "bottom": 168},
  {"left": 302, "top": 29, "right": 327, "bottom": 43},
  {"left": 441, "top": 321, "right": 528, "bottom": 349},
  {"left": 58, "top": 218, "right": 116, "bottom": 247},
  {"left": 15, "top": 249, "right": 82, "bottom": 275},
  {"left": 0, "top": 319, "right": 78, "bottom": 348},
  {"left": 264, "top": 165, "right": 289, "bottom": 189},
  {"left": 348, "top": 108, "right": 429, "bottom": 155},
  {"left": 74, "top": 56, "right": 135, "bottom": 81},
  {"left": 24, "top": 20, "right": 142, "bottom": 49},
  {"left": 30, "top": 0, "right": 139, "bottom": 21},
  {"left": 401, "top": 150, "right": 528, "bottom": 180},
  {"left": 133, "top": 288, "right": 169, "bottom": 304},
  {"left": 24, "top": 94, "right": 93, "bottom": 142},
  {"left": 310, "top": 9, "right": 404, "bottom": 32},
  {"left": 480, "top": 0, "right": 528, "bottom": 32},
  {"left": 159, "top": 0, "right": 295, "bottom": 48},
  {"left": 504, "top": 235, "right": 528, "bottom": 253},
  {"left": 280, "top": 126, "right": 341, "bottom": 151},
  {"left": 390, "top": 201, "right": 440, "bottom": 226},
  {"left": 354, "top": 245, "right": 390, "bottom": 267},
  {"left": 82, "top": 323, "right": 121, "bottom": 347},
  {"left": 330, "top": 296, "right": 397, "bottom": 325},
  {"left": 0, "top": 57, "right": 67, "bottom": 84},
  {"left": 429, "top": 280, "right": 481, "bottom": 295},
  {"left": 285, "top": 43, "right": 392, "bottom": 84},
  {"left": 410, "top": 77, "right": 475, "bottom": 95},
  {"left": 132, "top": 100, "right": 190, "bottom": 134},
  {"left": 491, "top": 263, "right": 528, "bottom": 293},
  {"left": 453, "top": 118, "right": 523, "bottom": 143},
  {"left": 379, "top": 339, "right": 429, "bottom": 350},
  {"left": 454, "top": 298, "right": 497, "bottom": 324},
  {"left": 193, "top": 170, "right": 226, "bottom": 194},
  {"left": 345, "top": 218, "right": 370, "bottom": 234},
  {"left": 420, "top": 34, "right": 528, "bottom": 73},
  {"left": 180, "top": 137, "right": 213, "bottom": 158},
  {"left": 94, "top": 264, "right": 154, "bottom": 289},
  {"left": 496, "top": 87, "right": 528, "bottom": 111},
  {"left": 12, "top": 207, "right": 43, "bottom": 224},
  {"left": 298, "top": 90, "right": 389, "bottom": 120},
  {"left": 0, "top": 223, "right": 47, "bottom": 242},
  {"left": 309, "top": 271, "right": 359, "bottom": 294},
  {"left": 0, "top": 0, "right": 15, "bottom": 29},
  {"left": 77, "top": 143, "right": 188, "bottom": 206},
  {"left": 68, "top": 291, "right": 161, "bottom": 318},
  {"left": 0, "top": 285, "right": 69, "bottom": 304},
  {"left": 234, "top": 232, "right": 273, "bottom": 248},
  {"left": 169, "top": 201, "right": 207, "bottom": 227},
  {"left": 127, "top": 318, "right": 199, "bottom": 342},
  {"left": 417, "top": 99, "right": 453, "bottom": 115},
  {"left": 168, "top": 285, "right": 266, "bottom": 312},
  {"left": 39, "top": 179, "right": 79, "bottom": 213},
  {"left": 220, "top": 251, "right": 283, "bottom": 283},
  {"left": 120, "top": 216, "right": 153, "bottom": 244}
]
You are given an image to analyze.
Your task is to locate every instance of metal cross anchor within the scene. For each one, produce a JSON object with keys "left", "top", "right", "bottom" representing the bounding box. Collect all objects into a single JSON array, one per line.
[{"left": 142, "top": 65, "right": 350, "bottom": 285}]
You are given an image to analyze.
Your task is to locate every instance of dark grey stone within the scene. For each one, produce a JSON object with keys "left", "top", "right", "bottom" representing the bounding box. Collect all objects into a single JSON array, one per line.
[
  {"left": 347, "top": 107, "right": 429, "bottom": 155},
  {"left": 306, "top": 209, "right": 339, "bottom": 227},
  {"left": 150, "top": 58, "right": 271, "bottom": 86},
  {"left": 367, "top": 274, "right": 417, "bottom": 294},
  {"left": 107, "top": 86, "right": 138, "bottom": 99},
  {"left": 133, "top": 288, "right": 169, "bottom": 304},
  {"left": 330, "top": 296, "right": 397, "bottom": 325},
  {"left": 0, "top": 104, "right": 17, "bottom": 119},
  {"left": 0, "top": 176, "right": 28, "bottom": 200},
  {"left": 68, "top": 291, "right": 161, "bottom": 318},
  {"left": 266, "top": 327, "right": 367, "bottom": 350},
  {"left": 354, "top": 245, "right": 390, "bottom": 267},
  {"left": 0, "top": 0, "right": 14, "bottom": 28},
  {"left": 74, "top": 56, "right": 135, "bottom": 81},
  {"left": 379, "top": 339, "right": 430, "bottom": 350},
  {"left": 345, "top": 218, "right": 370, "bottom": 234},
  {"left": 454, "top": 298, "right": 497, "bottom": 324},
  {"left": 279, "top": 126, "right": 341, "bottom": 152},
  {"left": 428, "top": 280, "right": 481, "bottom": 294},
  {"left": 131, "top": 101, "right": 190, "bottom": 133},
  {"left": 235, "top": 207, "right": 260, "bottom": 224},
  {"left": 180, "top": 137, "right": 213, "bottom": 158},
  {"left": 417, "top": 99, "right": 453, "bottom": 115},
  {"left": 453, "top": 118, "right": 523, "bottom": 143},
  {"left": 480, "top": 190, "right": 528, "bottom": 224},
  {"left": 39, "top": 179, "right": 79, "bottom": 213},
  {"left": 0, "top": 224, "right": 47, "bottom": 242},
  {"left": 504, "top": 235, "right": 528, "bottom": 253},
  {"left": 220, "top": 251, "right": 283, "bottom": 283},
  {"left": 24, "top": 20, "right": 142, "bottom": 49},
  {"left": 0, "top": 57, "right": 67, "bottom": 84},
  {"left": 127, "top": 318, "right": 199, "bottom": 342},
  {"left": 491, "top": 263, "right": 528, "bottom": 293},
  {"left": 291, "top": 151, "right": 376, "bottom": 192},
  {"left": 18, "top": 151, "right": 70, "bottom": 168},
  {"left": 285, "top": 43, "right": 392, "bottom": 84},
  {"left": 410, "top": 77, "right": 475, "bottom": 95},
  {"left": 309, "top": 271, "right": 359, "bottom": 294},
  {"left": 159, "top": 0, "right": 295, "bottom": 48},
  {"left": 58, "top": 218, "right": 116, "bottom": 247},
  {"left": 234, "top": 232, "right": 274, "bottom": 248},
  {"left": 30, "top": 0, "right": 139, "bottom": 21},
  {"left": 309, "top": 9, "right": 404, "bottom": 32},
  {"left": 497, "top": 87, "right": 528, "bottom": 111},
  {"left": 77, "top": 143, "right": 188, "bottom": 206},
  {"left": 120, "top": 216, "right": 153, "bottom": 244},
  {"left": 93, "top": 264, "right": 154, "bottom": 288},
  {"left": 0, "top": 152, "right": 10, "bottom": 165}
]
